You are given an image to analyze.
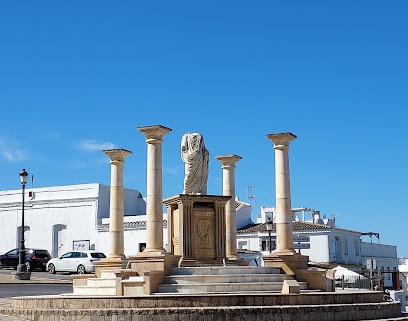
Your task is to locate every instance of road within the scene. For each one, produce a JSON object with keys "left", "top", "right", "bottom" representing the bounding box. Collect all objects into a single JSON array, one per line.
[
  {"left": 0, "top": 282, "right": 73, "bottom": 298},
  {"left": 0, "top": 269, "right": 72, "bottom": 321},
  {"left": 0, "top": 268, "right": 74, "bottom": 320}
]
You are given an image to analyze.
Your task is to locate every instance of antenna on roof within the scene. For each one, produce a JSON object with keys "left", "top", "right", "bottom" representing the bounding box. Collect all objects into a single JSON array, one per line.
[
  {"left": 248, "top": 185, "right": 255, "bottom": 219},
  {"left": 31, "top": 174, "right": 34, "bottom": 188},
  {"left": 248, "top": 185, "right": 255, "bottom": 202}
]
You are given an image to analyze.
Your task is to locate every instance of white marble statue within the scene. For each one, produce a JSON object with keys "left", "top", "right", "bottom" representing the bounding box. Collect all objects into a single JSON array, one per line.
[{"left": 181, "top": 132, "right": 209, "bottom": 195}]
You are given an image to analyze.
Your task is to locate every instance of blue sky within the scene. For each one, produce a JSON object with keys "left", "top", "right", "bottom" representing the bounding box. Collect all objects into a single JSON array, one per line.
[{"left": 1, "top": 2, "right": 407, "bottom": 257}]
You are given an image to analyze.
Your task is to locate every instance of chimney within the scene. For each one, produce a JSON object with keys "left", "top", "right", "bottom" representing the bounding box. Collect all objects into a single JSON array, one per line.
[{"left": 313, "top": 210, "right": 320, "bottom": 223}]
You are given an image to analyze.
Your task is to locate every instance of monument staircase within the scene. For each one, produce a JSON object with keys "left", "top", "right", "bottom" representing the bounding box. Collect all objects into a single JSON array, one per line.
[
  {"left": 4, "top": 264, "right": 408, "bottom": 320},
  {"left": 71, "top": 264, "right": 307, "bottom": 296},
  {"left": 153, "top": 265, "right": 309, "bottom": 294}
]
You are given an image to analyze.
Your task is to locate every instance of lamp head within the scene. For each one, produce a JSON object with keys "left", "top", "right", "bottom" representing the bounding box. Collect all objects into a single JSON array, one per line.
[
  {"left": 19, "top": 169, "right": 28, "bottom": 185},
  {"left": 266, "top": 218, "right": 273, "bottom": 231}
]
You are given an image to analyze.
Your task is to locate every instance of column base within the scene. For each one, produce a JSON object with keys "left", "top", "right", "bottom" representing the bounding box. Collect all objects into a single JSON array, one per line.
[
  {"left": 263, "top": 251, "right": 309, "bottom": 275},
  {"left": 141, "top": 249, "right": 167, "bottom": 255},
  {"left": 127, "top": 252, "right": 181, "bottom": 294},
  {"left": 93, "top": 256, "right": 127, "bottom": 278},
  {"left": 128, "top": 252, "right": 180, "bottom": 275}
]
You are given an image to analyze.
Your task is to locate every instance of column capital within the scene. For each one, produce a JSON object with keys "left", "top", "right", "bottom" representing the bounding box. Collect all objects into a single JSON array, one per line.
[
  {"left": 266, "top": 132, "right": 297, "bottom": 150},
  {"left": 215, "top": 154, "right": 242, "bottom": 168},
  {"left": 137, "top": 125, "right": 172, "bottom": 144},
  {"left": 103, "top": 149, "right": 132, "bottom": 162}
]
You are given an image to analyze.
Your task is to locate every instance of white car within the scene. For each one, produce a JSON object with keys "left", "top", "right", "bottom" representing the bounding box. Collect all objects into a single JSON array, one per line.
[{"left": 46, "top": 250, "right": 106, "bottom": 274}]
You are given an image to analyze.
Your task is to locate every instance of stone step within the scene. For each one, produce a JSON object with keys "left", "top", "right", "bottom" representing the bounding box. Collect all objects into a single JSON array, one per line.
[
  {"left": 170, "top": 266, "right": 281, "bottom": 275},
  {"left": 3, "top": 301, "right": 405, "bottom": 321},
  {"left": 156, "top": 265, "right": 298, "bottom": 294},
  {"left": 121, "top": 276, "right": 144, "bottom": 296},
  {"left": 163, "top": 273, "right": 293, "bottom": 284},
  {"left": 100, "top": 270, "right": 119, "bottom": 279},
  {"left": 87, "top": 277, "right": 117, "bottom": 287},
  {"left": 73, "top": 285, "right": 117, "bottom": 295},
  {"left": 73, "top": 269, "right": 141, "bottom": 296},
  {"left": 156, "top": 280, "right": 309, "bottom": 293}
]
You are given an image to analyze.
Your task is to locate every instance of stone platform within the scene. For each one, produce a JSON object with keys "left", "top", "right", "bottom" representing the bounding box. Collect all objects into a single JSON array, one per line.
[{"left": 3, "top": 290, "right": 408, "bottom": 321}]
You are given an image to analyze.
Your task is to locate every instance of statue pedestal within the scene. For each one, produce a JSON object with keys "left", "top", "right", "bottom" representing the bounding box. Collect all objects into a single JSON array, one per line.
[{"left": 163, "top": 194, "right": 230, "bottom": 266}]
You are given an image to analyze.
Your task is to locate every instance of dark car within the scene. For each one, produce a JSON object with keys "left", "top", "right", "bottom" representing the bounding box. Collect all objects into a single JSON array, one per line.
[{"left": 0, "top": 248, "right": 51, "bottom": 271}]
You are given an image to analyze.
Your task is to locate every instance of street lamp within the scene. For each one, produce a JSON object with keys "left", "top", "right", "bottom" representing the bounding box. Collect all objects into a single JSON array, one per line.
[
  {"left": 265, "top": 218, "right": 273, "bottom": 254},
  {"left": 16, "top": 168, "right": 29, "bottom": 279}
]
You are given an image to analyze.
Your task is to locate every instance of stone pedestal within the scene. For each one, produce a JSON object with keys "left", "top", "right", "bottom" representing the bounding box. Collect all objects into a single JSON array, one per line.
[
  {"left": 127, "top": 252, "right": 181, "bottom": 294},
  {"left": 163, "top": 194, "right": 231, "bottom": 266},
  {"left": 263, "top": 252, "right": 309, "bottom": 275}
]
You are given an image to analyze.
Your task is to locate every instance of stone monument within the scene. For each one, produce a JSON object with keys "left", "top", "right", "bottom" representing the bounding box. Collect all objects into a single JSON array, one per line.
[
  {"left": 181, "top": 132, "right": 209, "bottom": 195},
  {"left": 164, "top": 132, "right": 231, "bottom": 266}
]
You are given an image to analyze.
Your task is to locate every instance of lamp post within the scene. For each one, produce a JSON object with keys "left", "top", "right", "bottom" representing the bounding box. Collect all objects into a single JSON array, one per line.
[
  {"left": 266, "top": 218, "right": 273, "bottom": 254},
  {"left": 16, "top": 168, "right": 30, "bottom": 280}
]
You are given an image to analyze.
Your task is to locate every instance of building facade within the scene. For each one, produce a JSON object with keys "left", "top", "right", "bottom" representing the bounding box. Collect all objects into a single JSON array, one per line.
[
  {"left": 0, "top": 183, "right": 147, "bottom": 257},
  {"left": 237, "top": 206, "right": 399, "bottom": 282}
]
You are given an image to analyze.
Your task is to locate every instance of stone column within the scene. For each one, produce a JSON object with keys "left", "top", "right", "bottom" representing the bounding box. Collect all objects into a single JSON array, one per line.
[
  {"left": 137, "top": 125, "right": 171, "bottom": 253},
  {"left": 266, "top": 132, "right": 296, "bottom": 254},
  {"left": 215, "top": 154, "right": 242, "bottom": 260},
  {"left": 103, "top": 148, "right": 132, "bottom": 258}
]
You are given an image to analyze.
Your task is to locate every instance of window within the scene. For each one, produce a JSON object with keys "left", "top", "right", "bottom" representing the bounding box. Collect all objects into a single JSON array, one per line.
[
  {"left": 61, "top": 252, "right": 74, "bottom": 259},
  {"left": 261, "top": 240, "right": 267, "bottom": 251},
  {"left": 90, "top": 252, "right": 106, "bottom": 259},
  {"left": 354, "top": 240, "right": 359, "bottom": 256},
  {"left": 270, "top": 240, "right": 276, "bottom": 251},
  {"left": 139, "top": 243, "right": 146, "bottom": 252}
]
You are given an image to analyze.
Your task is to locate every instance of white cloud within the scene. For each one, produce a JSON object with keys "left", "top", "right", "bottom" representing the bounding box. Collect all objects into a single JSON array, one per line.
[
  {"left": 75, "top": 139, "right": 117, "bottom": 152},
  {"left": 0, "top": 137, "right": 27, "bottom": 162}
]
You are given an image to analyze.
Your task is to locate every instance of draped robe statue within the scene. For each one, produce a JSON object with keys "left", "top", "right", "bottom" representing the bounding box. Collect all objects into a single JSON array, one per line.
[{"left": 181, "top": 132, "right": 209, "bottom": 195}]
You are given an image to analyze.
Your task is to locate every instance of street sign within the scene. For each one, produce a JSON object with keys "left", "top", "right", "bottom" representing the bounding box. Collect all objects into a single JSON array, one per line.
[
  {"left": 292, "top": 235, "right": 310, "bottom": 243},
  {"left": 293, "top": 243, "right": 310, "bottom": 249}
]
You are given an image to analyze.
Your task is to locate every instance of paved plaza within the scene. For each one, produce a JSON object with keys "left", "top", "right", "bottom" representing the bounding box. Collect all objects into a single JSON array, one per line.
[{"left": 0, "top": 270, "right": 72, "bottom": 321}]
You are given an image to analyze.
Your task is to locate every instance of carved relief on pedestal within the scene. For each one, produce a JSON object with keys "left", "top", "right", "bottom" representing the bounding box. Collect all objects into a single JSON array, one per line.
[{"left": 193, "top": 206, "right": 216, "bottom": 259}]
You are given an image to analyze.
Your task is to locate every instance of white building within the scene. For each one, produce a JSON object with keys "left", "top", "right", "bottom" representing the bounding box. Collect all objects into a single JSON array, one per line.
[
  {"left": 238, "top": 206, "right": 398, "bottom": 276},
  {"left": 398, "top": 259, "right": 408, "bottom": 297},
  {"left": 0, "top": 183, "right": 147, "bottom": 257}
]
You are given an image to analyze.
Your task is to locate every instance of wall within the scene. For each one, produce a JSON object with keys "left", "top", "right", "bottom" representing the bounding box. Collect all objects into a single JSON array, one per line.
[
  {"left": 361, "top": 242, "right": 398, "bottom": 271},
  {"left": 235, "top": 199, "right": 252, "bottom": 229},
  {"left": 304, "top": 234, "right": 329, "bottom": 263},
  {"left": 0, "top": 183, "right": 146, "bottom": 258}
]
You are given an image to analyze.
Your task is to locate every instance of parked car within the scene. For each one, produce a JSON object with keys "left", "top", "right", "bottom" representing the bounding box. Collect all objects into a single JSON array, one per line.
[
  {"left": 46, "top": 250, "right": 106, "bottom": 274},
  {"left": 0, "top": 248, "right": 51, "bottom": 271}
]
